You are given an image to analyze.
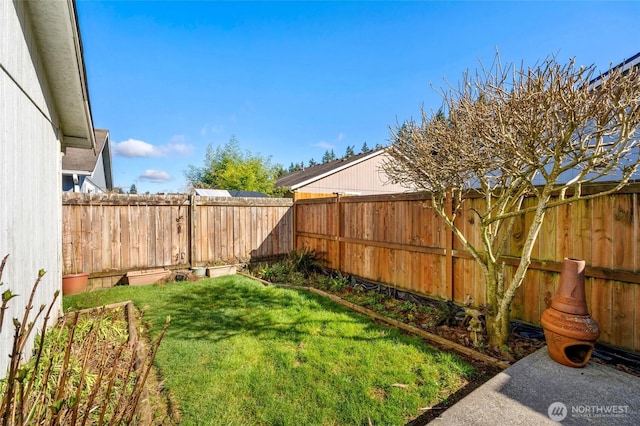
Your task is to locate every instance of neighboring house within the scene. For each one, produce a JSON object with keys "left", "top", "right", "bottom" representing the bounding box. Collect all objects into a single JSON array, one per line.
[
  {"left": 194, "top": 188, "right": 268, "bottom": 198},
  {"left": 62, "top": 129, "right": 113, "bottom": 193},
  {"left": 530, "top": 52, "right": 640, "bottom": 186},
  {"left": 0, "top": 1, "right": 95, "bottom": 375},
  {"left": 275, "top": 148, "right": 415, "bottom": 200}
]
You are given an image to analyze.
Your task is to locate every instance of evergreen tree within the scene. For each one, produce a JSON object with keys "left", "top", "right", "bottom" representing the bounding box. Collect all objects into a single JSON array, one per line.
[
  {"left": 344, "top": 145, "right": 355, "bottom": 157},
  {"left": 361, "top": 142, "right": 370, "bottom": 153},
  {"left": 322, "top": 149, "right": 336, "bottom": 163}
]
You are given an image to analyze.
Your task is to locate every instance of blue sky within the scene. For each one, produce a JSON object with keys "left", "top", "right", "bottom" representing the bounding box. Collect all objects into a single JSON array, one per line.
[{"left": 76, "top": 1, "right": 640, "bottom": 194}]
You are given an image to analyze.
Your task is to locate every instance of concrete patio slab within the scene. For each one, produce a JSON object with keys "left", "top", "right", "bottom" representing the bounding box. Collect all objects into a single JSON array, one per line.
[{"left": 431, "top": 347, "right": 640, "bottom": 425}]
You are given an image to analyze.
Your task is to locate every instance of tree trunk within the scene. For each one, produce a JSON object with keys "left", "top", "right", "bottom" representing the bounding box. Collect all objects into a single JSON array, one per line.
[{"left": 486, "top": 309, "right": 510, "bottom": 346}]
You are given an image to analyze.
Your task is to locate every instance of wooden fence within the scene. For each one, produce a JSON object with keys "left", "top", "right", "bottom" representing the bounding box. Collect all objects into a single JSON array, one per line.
[
  {"left": 293, "top": 184, "right": 640, "bottom": 352},
  {"left": 62, "top": 193, "right": 293, "bottom": 288}
]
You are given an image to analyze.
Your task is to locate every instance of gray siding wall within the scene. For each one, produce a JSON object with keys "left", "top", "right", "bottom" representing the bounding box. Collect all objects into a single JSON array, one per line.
[
  {"left": 0, "top": 1, "right": 63, "bottom": 375},
  {"left": 90, "top": 151, "right": 108, "bottom": 192},
  {"left": 301, "top": 154, "right": 415, "bottom": 195}
]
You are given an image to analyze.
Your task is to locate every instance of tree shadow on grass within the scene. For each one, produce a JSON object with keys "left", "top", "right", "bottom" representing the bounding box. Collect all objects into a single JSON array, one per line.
[
  {"left": 140, "top": 276, "right": 484, "bottom": 425},
  {"left": 150, "top": 277, "right": 433, "bottom": 348}
]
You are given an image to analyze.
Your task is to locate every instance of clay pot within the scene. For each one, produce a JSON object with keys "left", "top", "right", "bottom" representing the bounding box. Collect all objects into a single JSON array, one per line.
[
  {"left": 541, "top": 258, "right": 599, "bottom": 368},
  {"left": 62, "top": 272, "right": 89, "bottom": 296}
]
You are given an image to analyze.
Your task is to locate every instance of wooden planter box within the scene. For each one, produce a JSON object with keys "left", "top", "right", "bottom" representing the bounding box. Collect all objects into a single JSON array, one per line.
[
  {"left": 206, "top": 265, "right": 236, "bottom": 278},
  {"left": 126, "top": 268, "right": 170, "bottom": 286}
]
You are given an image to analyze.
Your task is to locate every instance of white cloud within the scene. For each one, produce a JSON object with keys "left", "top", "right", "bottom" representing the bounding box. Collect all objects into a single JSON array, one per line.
[
  {"left": 113, "top": 137, "right": 193, "bottom": 158},
  {"left": 312, "top": 141, "right": 335, "bottom": 150},
  {"left": 113, "top": 139, "right": 162, "bottom": 157},
  {"left": 311, "top": 133, "right": 344, "bottom": 150},
  {"left": 165, "top": 135, "right": 193, "bottom": 156},
  {"left": 138, "top": 169, "right": 173, "bottom": 183}
]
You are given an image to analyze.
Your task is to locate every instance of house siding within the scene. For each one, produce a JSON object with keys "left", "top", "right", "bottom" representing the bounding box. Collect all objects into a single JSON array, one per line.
[
  {"left": 89, "top": 150, "right": 108, "bottom": 191},
  {"left": 298, "top": 154, "right": 413, "bottom": 196},
  {"left": 0, "top": 1, "right": 63, "bottom": 375}
]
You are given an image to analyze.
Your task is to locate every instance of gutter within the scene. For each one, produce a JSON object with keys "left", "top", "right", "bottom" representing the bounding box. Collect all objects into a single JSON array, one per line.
[{"left": 68, "top": 0, "right": 96, "bottom": 153}]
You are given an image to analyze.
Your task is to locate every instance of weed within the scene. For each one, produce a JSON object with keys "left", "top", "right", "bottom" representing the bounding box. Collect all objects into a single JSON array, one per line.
[
  {"left": 328, "top": 273, "right": 349, "bottom": 292},
  {"left": 399, "top": 300, "right": 418, "bottom": 313},
  {"left": 436, "top": 300, "right": 463, "bottom": 326},
  {"left": 252, "top": 247, "right": 323, "bottom": 284},
  {"left": 288, "top": 247, "right": 323, "bottom": 277}
]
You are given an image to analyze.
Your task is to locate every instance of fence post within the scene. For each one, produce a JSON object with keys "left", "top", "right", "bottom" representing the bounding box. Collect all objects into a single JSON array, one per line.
[
  {"left": 292, "top": 195, "right": 298, "bottom": 252},
  {"left": 189, "top": 194, "right": 197, "bottom": 267},
  {"left": 336, "top": 193, "right": 342, "bottom": 271},
  {"left": 445, "top": 190, "right": 454, "bottom": 300}
]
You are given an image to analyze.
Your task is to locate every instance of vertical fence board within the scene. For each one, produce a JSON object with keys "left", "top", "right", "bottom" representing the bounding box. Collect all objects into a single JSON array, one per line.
[
  {"left": 635, "top": 285, "right": 640, "bottom": 352},
  {"left": 80, "top": 204, "right": 91, "bottom": 273},
  {"left": 635, "top": 194, "right": 640, "bottom": 272},
  {"left": 613, "top": 194, "right": 634, "bottom": 271},
  {"left": 592, "top": 196, "right": 613, "bottom": 269},
  {"left": 556, "top": 203, "right": 573, "bottom": 260},
  {"left": 612, "top": 281, "right": 635, "bottom": 348},
  {"left": 538, "top": 203, "right": 557, "bottom": 261},
  {"left": 591, "top": 278, "right": 613, "bottom": 343},
  {"left": 573, "top": 198, "right": 592, "bottom": 263}
]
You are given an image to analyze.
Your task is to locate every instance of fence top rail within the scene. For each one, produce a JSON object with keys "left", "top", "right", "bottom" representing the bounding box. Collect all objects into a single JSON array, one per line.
[
  {"left": 294, "top": 180, "right": 640, "bottom": 205},
  {"left": 295, "top": 192, "right": 430, "bottom": 205},
  {"left": 195, "top": 196, "right": 293, "bottom": 207},
  {"left": 62, "top": 193, "right": 294, "bottom": 207},
  {"left": 63, "top": 193, "right": 191, "bottom": 206}
]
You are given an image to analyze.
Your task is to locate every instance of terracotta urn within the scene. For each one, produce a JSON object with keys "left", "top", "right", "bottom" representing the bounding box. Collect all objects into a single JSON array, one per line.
[{"left": 541, "top": 258, "right": 599, "bottom": 368}]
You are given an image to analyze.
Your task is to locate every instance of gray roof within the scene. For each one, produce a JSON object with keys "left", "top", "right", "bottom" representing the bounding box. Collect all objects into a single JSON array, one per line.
[
  {"left": 275, "top": 148, "right": 386, "bottom": 190},
  {"left": 62, "top": 129, "right": 108, "bottom": 172},
  {"left": 194, "top": 189, "right": 268, "bottom": 198},
  {"left": 589, "top": 51, "right": 640, "bottom": 87}
]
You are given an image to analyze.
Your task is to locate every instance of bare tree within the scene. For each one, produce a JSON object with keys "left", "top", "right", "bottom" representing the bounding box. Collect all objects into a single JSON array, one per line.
[{"left": 383, "top": 55, "right": 640, "bottom": 346}]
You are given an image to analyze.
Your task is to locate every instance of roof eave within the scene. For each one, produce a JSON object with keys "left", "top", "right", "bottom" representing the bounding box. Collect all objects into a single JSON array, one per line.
[{"left": 25, "top": 0, "right": 95, "bottom": 150}]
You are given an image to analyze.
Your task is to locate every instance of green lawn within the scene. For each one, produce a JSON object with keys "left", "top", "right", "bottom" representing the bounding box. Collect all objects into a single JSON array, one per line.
[{"left": 64, "top": 276, "right": 474, "bottom": 425}]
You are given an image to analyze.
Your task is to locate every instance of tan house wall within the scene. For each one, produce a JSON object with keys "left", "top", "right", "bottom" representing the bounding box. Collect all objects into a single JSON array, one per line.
[{"left": 294, "top": 153, "right": 413, "bottom": 198}]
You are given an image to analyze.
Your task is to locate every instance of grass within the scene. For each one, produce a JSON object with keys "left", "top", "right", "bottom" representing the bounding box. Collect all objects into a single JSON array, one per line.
[{"left": 64, "top": 275, "right": 475, "bottom": 425}]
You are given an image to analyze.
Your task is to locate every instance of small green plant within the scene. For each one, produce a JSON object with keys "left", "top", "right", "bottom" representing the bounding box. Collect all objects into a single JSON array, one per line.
[
  {"left": 436, "top": 300, "right": 464, "bottom": 327},
  {"left": 399, "top": 300, "right": 418, "bottom": 313},
  {"left": 288, "top": 247, "right": 323, "bottom": 277},
  {"left": 328, "top": 273, "right": 349, "bottom": 292},
  {"left": 252, "top": 247, "right": 323, "bottom": 285}
]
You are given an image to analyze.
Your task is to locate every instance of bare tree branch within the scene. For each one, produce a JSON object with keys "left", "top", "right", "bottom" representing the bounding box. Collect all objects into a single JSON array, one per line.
[{"left": 383, "top": 54, "right": 640, "bottom": 345}]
